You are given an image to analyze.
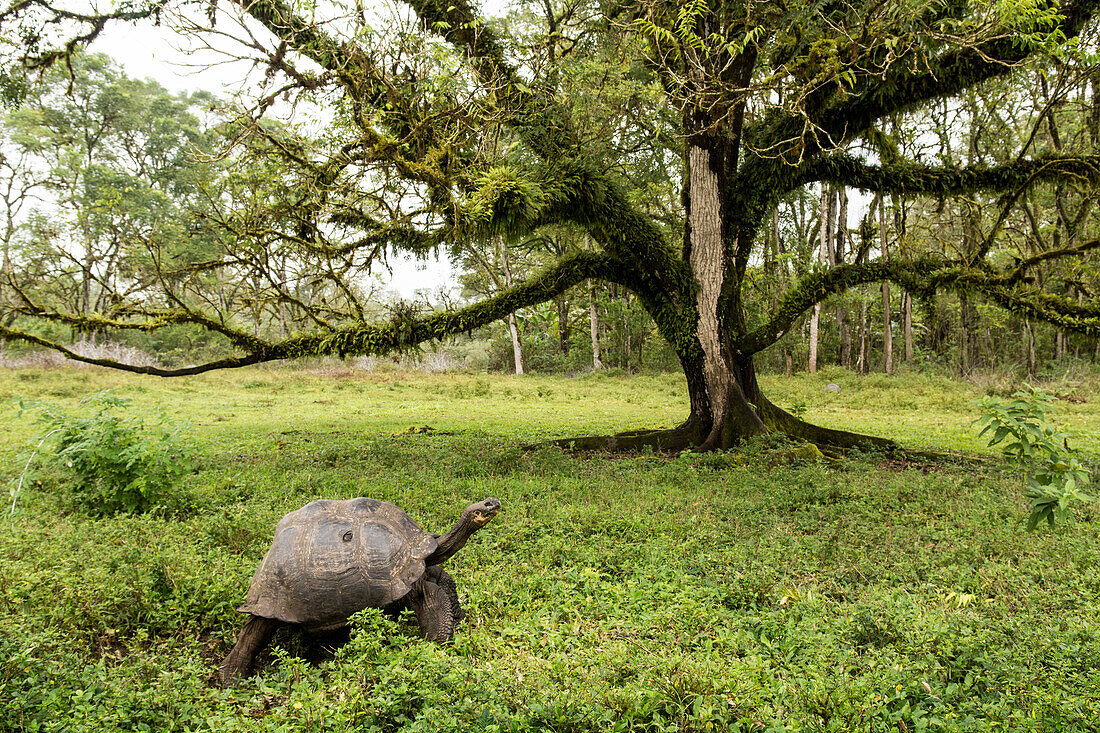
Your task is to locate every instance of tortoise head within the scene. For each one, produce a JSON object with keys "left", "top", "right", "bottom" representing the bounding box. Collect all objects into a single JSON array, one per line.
[{"left": 463, "top": 497, "right": 501, "bottom": 527}]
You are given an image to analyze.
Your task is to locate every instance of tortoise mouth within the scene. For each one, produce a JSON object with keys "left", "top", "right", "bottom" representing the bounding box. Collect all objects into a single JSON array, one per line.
[{"left": 469, "top": 497, "right": 501, "bottom": 524}]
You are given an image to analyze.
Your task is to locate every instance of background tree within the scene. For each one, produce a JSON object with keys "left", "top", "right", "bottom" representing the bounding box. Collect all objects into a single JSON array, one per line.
[{"left": 1, "top": 54, "right": 228, "bottom": 357}]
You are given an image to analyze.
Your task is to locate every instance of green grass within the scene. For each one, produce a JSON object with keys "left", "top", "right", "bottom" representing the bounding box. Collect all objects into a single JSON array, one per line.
[{"left": 1, "top": 365, "right": 1099, "bottom": 732}]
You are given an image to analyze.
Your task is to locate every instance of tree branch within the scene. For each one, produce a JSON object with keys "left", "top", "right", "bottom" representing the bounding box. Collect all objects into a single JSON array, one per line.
[
  {"left": 797, "top": 154, "right": 1100, "bottom": 195},
  {"left": 1, "top": 0, "right": 169, "bottom": 71},
  {"left": 741, "top": 257, "right": 1100, "bottom": 354},
  {"left": 277, "top": 250, "right": 635, "bottom": 358},
  {"left": 749, "top": 0, "right": 1100, "bottom": 164},
  {"left": 1006, "top": 238, "right": 1100, "bottom": 283},
  {"left": 0, "top": 251, "right": 633, "bottom": 375},
  {"left": 0, "top": 323, "right": 266, "bottom": 376}
]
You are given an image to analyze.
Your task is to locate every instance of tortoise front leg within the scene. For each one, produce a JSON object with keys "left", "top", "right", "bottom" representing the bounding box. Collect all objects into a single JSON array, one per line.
[
  {"left": 425, "top": 566, "right": 464, "bottom": 623},
  {"left": 408, "top": 578, "right": 455, "bottom": 642},
  {"left": 218, "top": 615, "right": 281, "bottom": 686}
]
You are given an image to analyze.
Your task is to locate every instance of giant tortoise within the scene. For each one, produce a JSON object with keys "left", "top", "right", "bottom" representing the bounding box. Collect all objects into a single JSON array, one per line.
[{"left": 218, "top": 496, "right": 501, "bottom": 685}]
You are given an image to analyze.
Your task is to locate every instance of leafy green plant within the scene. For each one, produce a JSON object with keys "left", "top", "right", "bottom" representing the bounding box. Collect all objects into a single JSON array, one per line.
[
  {"left": 974, "top": 386, "right": 1094, "bottom": 530},
  {"left": 14, "top": 391, "right": 192, "bottom": 516}
]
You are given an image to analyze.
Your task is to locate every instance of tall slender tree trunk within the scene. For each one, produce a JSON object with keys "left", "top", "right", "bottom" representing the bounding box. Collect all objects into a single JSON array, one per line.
[
  {"left": 862, "top": 296, "right": 870, "bottom": 375},
  {"left": 623, "top": 290, "right": 632, "bottom": 372},
  {"left": 808, "top": 185, "right": 830, "bottom": 373},
  {"left": 960, "top": 292, "right": 973, "bottom": 376},
  {"left": 808, "top": 305, "right": 820, "bottom": 373},
  {"left": 556, "top": 296, "right": 570, "bottom": 357},
  {"left": 508, "top": 312, "right": 524, "bottom": 375},
  {"left": 1025, "top": 318, "right": 1037, "bottom": 377},
  {"left": 880, "top": 198, "right": 893, "bottom": 374},
  {"left": 903, "top": 292, "right": 913, "bottom": 362},
  {"left": 589, "top": 293, "right": 602, "bottom": 370},
  {"left": 277, "top": 258, "right": 291, "bottom": 337},
  {"left": 500, "top": 241, "right": 524, "bottom": 375},
  {"left": 1078, "top": 290, "right": 1084, "bottom": 360},
  {"left": 835, "top": 188, "right": 851, "bottom": 368},
  {"left": 586, "top": 237, "right": 602, "bottom": 370},
  {"left": 771, "top": 208, "right": 793, "bottom": 375},
  {"left": 856, "top": 286, "right": 868, "bottom": 374}
]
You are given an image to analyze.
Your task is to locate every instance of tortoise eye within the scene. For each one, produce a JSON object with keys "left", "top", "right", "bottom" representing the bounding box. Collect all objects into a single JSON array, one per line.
[{"left": 342, "top": 531, "right": 353, "bottom": 542}]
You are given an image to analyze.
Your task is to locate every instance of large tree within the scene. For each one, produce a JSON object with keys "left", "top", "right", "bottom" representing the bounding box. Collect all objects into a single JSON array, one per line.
[{"left": 2, "top": 0, "right": 1100, "bottom": 451}]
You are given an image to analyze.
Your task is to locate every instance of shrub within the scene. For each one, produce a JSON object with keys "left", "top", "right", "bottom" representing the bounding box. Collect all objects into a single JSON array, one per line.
[
  {"left": 974, "top": 385, "right": 1094, "bottom": 530},
  {"left": 15, "top": 391, "right": 192, "bottom": 516}
]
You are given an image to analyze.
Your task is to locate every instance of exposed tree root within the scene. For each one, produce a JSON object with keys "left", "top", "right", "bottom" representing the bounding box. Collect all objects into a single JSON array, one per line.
[
  {"left": 550, "top": 417, "right": 708, "bottom": 453},
  {"left": 757, "top": 397, "right": 896, "bottom": 451},
  {"left": 547, "top": 401, "right": 898, "bottom": 456}
]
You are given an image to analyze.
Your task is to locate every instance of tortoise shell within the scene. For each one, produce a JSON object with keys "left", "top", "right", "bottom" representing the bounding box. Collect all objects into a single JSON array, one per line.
[{"left": 238, "top": 498, "right": 437, "bottom": 632}]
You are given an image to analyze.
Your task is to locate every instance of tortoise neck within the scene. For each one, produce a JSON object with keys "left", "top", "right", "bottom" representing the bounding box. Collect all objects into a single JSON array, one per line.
[{"left": 424, "top": 513, "right": 478, "bottom": 566}]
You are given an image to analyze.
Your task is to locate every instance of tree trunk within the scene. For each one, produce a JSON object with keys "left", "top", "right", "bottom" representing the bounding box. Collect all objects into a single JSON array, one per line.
[
  {"left": 960, "top": 292, "right": 973, "bottom": 376},
  {"left": 1025, "top": 318, "right": 1037, "bottom": 377},
  {"left": 835, "top": 188, "right": 851, "bottom": 368},
  {"left": 808, "top": 185, "right": 830, "bottom": 373},
  {"left": 556, "top": 296, "right": 570, "bottom": 356},
  {"left": 879, "top": 197, "right": 893, "bottom": 374},
  {"left": 500, "top": 242, "right": 524, "bottom": 375},
  {"left": 686, "top": 141, "right": 763, "bottom": 448},
  {"left": 903, "top": 292, "right": 913, "bottom": 362},
  {"left": 507, "top": 316, "right": 523, "bottom": 374},
  {"left": 589, "top": 288, "right": 602, "bottom": 370},
  {"left": 1078, "top": 289, "right": 1084, "bottom": 360},
  {"left": 622, "top": 290, "right": 631, "bottom": 371},
  {"left": 586, "top": 238, "right": 602, "bottom": 371},
  {"left": 809, "top": 305, "right": 820, "bottom": 374},
  {"left": 856, "top": 287, "right": 868, "bottom": 374}
]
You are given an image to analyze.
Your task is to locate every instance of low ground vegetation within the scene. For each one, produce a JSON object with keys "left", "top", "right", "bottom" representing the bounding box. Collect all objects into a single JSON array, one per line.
[{"left": 1, "top": 367, "right": 1099, "bottom": 731}]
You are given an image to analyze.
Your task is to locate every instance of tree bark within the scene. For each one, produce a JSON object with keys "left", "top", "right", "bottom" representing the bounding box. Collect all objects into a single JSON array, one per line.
[
  {"left": 808, "top": 185, "right": 830, "bottom": 373},
  {"left": 808, "top": 304, "right": 821, "bottom": 373},
  {"left": 686, "top": 141, "right": 764, "bottom": 449},
  {"left": 880, "top": 197, "right": 893, "bottom": 374},
  {"left": 903, "top": 292, "right": 913, "bottom": 362},
  {"left": 622, "top": 290, "right": 632, "bottom": 371},
  {"left": 835, "top": 188, "right": 851, "bottom": 367},
  {"left": 1025, "top": 318, "right": 1037, "bottom": 377},
  {"left": 856, "top": 287, "right": 869, "bottom": 374},
  {"left": 585, "top": 236, "right": 603, "bottom": 370},
  {"left": 556, "top": 296, "right": 570, "bottom": 356},
  {"left": 500, "top": 241, "right": 524, "bottom": 375}
]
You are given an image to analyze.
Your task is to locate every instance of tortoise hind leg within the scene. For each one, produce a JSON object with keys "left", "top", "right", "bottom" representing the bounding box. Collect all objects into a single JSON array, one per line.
[
  {"left": 218, "top": 615, "right": 281, "bottom": 687},
  {"left": 409, "top": 579, "right": 455, "bottom": 642}
]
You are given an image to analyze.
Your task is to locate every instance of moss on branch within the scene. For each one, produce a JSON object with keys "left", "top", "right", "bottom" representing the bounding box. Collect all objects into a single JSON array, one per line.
[
  {"left": 742, "top": 258, "right": 1100, "bottom": 355},
  {"left": 797, "top": 154, "right": 1100, "bottom": 195},
  {"left": 748, "top": 0, "right": 1100, "bottom": 166},
  {"left": 0, "top": 324, "right": 265, "bottom": 376},
  {"left": 274, "top": 251, "right": 631, "bottom": 358},
  {"left": 1, "top": 252, "right": 634, "bottom": 374},
  {"left": 2, "top": 303, "right": 271, "bottom": 355}
]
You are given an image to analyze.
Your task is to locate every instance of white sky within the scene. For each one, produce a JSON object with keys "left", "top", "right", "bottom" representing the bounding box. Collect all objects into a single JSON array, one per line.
[{"left": 89, "top": 19, "right": 458, "bottom": 302}]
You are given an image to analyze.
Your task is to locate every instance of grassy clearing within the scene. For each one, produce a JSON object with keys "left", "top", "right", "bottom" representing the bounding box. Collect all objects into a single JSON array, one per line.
[{"left": 1, "top": 366, "right": 1099, "bottom": 732}]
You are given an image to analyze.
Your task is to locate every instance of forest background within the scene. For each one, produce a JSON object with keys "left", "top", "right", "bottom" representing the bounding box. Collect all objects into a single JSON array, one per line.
[{"left": 1, "top": 4, "right": 1098, "bottom": 385}]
